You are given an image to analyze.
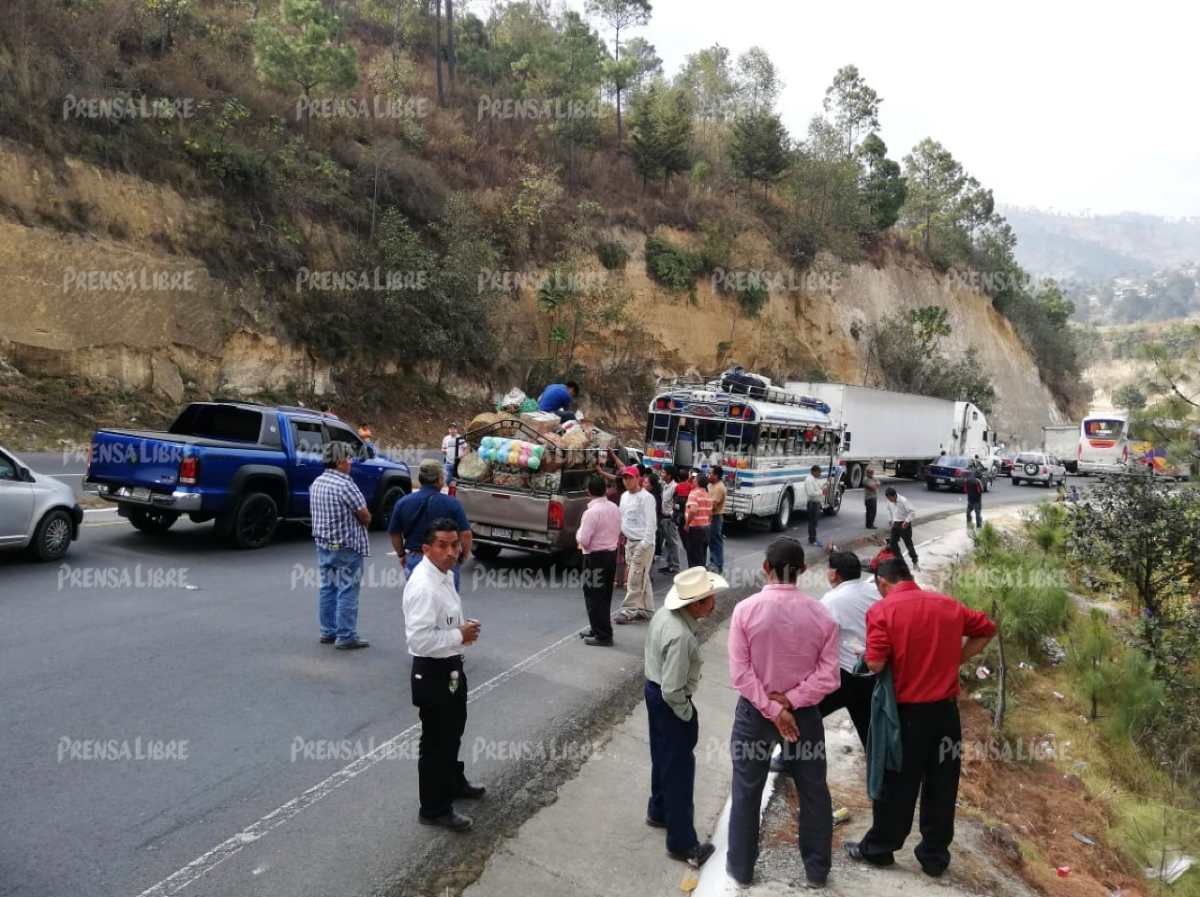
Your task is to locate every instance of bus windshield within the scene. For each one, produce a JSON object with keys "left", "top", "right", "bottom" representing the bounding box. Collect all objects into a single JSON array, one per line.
[{"left": 1083, "top": 418, "right": 1125, "bottom": 439}]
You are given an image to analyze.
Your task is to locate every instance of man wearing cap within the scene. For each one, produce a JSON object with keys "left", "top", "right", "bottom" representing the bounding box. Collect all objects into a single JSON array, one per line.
[
  {"left": 310, "top": 441, "right": 373, "bottom": 650},
  {"left": 614, "top": 465, "right": 658, "bottom": 624},
  {"left": 644, "top": 567, "right": 726, "bottom": 869},
  {"left": 389, "top": 459, "right": 473, "bottom": 591},
  {"left": 844, "top": 558, "right": 996, "bottom": 877},
  {"left": 727, "top": 538, "right": 840, "bottom": 889}
]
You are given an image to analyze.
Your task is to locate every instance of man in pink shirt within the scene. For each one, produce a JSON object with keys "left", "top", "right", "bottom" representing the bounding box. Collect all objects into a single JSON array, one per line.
[
  {"left": 576, "top": 474, "right": 622, "bottom": 646},
  {"left": 727, "top": 537, "right": 841, "bottom": 889}
]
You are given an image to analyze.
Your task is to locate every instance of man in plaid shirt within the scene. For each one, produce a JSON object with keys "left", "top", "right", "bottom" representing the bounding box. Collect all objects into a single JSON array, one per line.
[{"left": 312, "top": 441, "right": 372, "bottom": 650}]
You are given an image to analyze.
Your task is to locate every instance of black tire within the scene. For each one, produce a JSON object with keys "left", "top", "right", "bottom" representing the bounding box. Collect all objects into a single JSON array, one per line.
[
  {"left": 823, "top": 484, "right": 843, "bottom": 516},
  {"left": 225, "top": 492, "right": 279, "bottom": 550},
  {"left": 471, "top": 542, "right": 502, "bottom": 562},
  {"left": 1012, "top": 478, "right": 1021, "bottom": 486},
  {"left": 770, "top": 491, "right": 792, "bottom": 532},
  {"left": 373, "top": 485, "right": 406, "bottom": 531},
  {"left": 30, "top": 509, "right": 73, "bottom": 562},
  {"left": 847, "top": 463, "right": 863, "bottom": 490},
  {"left": 556, "top": 547, "right": 583, "bottom": 571},
  {"left": 925, "top": 480, "right": 936, "bottom": 491},
  {"left": 128, "top": 508, "right": 180, "bottom": 534}
]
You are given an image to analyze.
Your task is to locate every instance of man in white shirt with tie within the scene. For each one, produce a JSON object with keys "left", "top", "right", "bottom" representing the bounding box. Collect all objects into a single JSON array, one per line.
[{"left": 404, "top": 517, "right": 485, "bottom": 831}]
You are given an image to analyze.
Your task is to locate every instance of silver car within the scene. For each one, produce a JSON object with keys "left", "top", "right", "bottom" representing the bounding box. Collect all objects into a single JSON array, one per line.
[
  {"left": 0, "top": 446, "right": 83, "bottom": 561},
  {"left": 1011, "top": 451, "right": 1068, "bottom": 488}
]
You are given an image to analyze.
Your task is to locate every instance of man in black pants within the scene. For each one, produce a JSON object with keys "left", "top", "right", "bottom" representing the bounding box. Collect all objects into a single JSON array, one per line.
[
  {"left": 863, "top": 467, "right": 880, "bottom": 529},
  {"left": 884, "top": 487, "right": 919, "bottom": 570},
  {"left": 576, "top": 475, "right": 621, "bottom": 646},
  {"left": 403, "top": 520, "right": 486, "bottom": 831},
  {"left": 817, "top": 551, "right": 879, "bottom": 746},
  {"left": 845, "top": 559, "right": 996, "bottom": 877}
]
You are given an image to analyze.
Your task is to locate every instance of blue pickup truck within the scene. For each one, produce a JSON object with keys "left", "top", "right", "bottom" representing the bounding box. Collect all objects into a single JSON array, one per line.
[{"left": 85, "top": 402, "right": 411, "bottom": 549}]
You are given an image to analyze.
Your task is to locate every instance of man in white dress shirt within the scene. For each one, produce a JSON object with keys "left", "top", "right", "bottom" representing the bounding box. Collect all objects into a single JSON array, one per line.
[
  {"left": 615, "top": 465, "right": 659, "bottom": 624},
  {"left": 884, "top": 487, "right": 919, "bottom": 570},
  {"left": 404, "top": 517, "right": 485, "bottom": 831}
]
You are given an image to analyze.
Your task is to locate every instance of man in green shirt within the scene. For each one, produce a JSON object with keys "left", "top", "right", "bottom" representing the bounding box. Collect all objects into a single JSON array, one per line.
[{"left": 644, "top": 566, "right": 727, "bottom": 869}]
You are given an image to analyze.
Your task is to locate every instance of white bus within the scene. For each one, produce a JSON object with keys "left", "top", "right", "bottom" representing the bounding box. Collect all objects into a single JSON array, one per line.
[
  {"left": 643, "top": 373, "right": 845, "bottom": 531},
  {"left": 1077, "top": 412, "right": 1131, "bottom": 474}
]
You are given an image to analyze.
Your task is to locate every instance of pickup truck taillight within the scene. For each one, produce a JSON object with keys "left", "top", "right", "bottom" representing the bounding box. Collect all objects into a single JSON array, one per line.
[
  {"left": 1040, "top": 466, "right": 1048, "bottom": 474},
  {"left": 548, "top": 500, "right": 564, "bottom": 531},
  {"left": 179, "top": 457, "right": 199, "bottom": 485}
]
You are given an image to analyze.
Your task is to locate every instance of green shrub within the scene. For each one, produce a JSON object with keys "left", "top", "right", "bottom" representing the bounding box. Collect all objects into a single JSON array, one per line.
[
  {"left": 736, "top": 283, "right": 769, "bottom": 318},
  {"left": 644, "top": 235, "right": 702, "bottom": 292},
  {"left": 596, "top": 241, "right": 629, "bottom": 271}
]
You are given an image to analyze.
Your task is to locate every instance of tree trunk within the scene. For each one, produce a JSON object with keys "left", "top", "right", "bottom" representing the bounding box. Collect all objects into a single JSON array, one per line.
[
  {"left": 251, "top": 0, "right": 261, "bottom": 21},
  {"left": 614, "top": 24, "right": 623, "bottom": 144},
  {"left": 445, "top": 0, "right": 456, "bottom": 88},
  {"left": 434, "top": 0, "right": 445, "bottom": 108}
]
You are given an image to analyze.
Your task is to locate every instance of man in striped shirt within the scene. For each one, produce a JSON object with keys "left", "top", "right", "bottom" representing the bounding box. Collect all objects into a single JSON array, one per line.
[
  {"left": 683, "top": 475, "right": 711, "bottom": 569},
  {"left": 311, "top": 442, "right": 372, "bottom": 650}
]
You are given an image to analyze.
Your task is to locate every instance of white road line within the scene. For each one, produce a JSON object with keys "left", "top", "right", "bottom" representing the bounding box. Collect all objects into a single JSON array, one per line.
[
  {"left": 693, "top": 759, "right": 779, "bottom": 896},
  {"left": 134, "top": 627, "right": 586, "bottom": 897}
]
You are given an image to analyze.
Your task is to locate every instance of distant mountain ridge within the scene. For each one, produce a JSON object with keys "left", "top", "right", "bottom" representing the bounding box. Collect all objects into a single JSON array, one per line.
[{"left": 1001, "top": 205, "right": 1200, "bottom": 282}]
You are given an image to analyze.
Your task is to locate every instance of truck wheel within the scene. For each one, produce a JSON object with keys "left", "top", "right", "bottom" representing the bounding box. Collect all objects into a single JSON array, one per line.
[
  {"left": 770, "top": 492, "right": 792, "bottom": 532},
  {"left": 556, "top": 547, "right": 583, "bottom": 571},
  {"left": 925, "top": 480, "right": 935, "bottom": 491},
  {"left": 823, "top": 485, "right": 843, "bottom": 516},
  {"left": 226, "top": 492, "right": 279, "bottom": 550},
  {"left": 471, "top": 543, "right": 502, "bottom": 562},
  {"left": 847, "top": 463, "right": 863, "bottom": 490},
  {"left": 129, "top": 508, "right": 180, "bottom": 534},
  {"left": 373, "top": 485, "right": 406, "bottom": 531},
  {"left": 30, "top": 509, "right": 74, "bottom": 562}
]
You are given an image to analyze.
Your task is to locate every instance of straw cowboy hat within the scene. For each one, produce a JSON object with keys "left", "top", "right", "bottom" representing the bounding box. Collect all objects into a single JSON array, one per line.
[{"left": 664, "top": 566, "right": 729, "bottom": 610}]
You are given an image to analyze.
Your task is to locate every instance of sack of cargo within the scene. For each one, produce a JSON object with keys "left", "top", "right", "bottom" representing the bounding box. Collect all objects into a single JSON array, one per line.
[
  {"left": 491, "top": 466, "right": 530, "bottom": 489},
  {"left": 520, "top": 411, "right": 562, "bottom": 434},
  {"left": 468, "top": 411, "right": 519, "bottom": 433},
  {"left": 518, "top": 397, "right": 539, "bottom": 414},
  {"left": 590, "top": 429, "right": 619, "bottom": 451},
  {"left": 457, "top": 451, "right": 491, "bottom": 482},
  {"left": 560, "top": 428, "right": 590, "bottom": 450},
  {"left": 495, "top": 388, "right": 528, "bottom": 413},
  {"left": 529, "top": 471, "right": 562, "bottom": 492}
]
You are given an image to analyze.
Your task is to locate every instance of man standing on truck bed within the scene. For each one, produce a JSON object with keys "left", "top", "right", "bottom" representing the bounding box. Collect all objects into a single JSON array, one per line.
[
  {"left": 390, "top": 459, "right": 473, "bottom": 592},
  {"left": 614, "top": 465, "right": 658, "bottom": 625},
  {"left": 311, "top": 441, "right": 372, "bottom": 651},
  {"left": 537, "top": 381, "right": 580, "bottom": 424}
]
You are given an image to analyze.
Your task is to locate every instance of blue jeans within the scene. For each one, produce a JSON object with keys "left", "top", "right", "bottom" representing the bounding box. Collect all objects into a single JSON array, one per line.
[
  {"left": 404, "top": 550, "right": 461, "bottom": 592},
  {"left": 443, "top": 462, "right": 455, "bottom": 485},
  {"left": 708, "top": 516, "right": 724, "bottom": 572},
  {"left": 318, "top": 547, "right": 364, "bottom": 644}
]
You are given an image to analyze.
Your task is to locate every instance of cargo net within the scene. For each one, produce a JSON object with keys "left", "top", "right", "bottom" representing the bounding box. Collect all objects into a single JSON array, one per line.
[{"left": 456, "top": 413, "right": 624, "bottom": 493}]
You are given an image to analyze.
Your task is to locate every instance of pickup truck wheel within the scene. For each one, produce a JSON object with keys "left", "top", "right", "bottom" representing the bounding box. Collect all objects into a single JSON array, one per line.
[
  {"left": 925, "top": 480, "right": 935, "bottom": 490},
  {"left": 770, "top": 492, "right": 792, "bottom": 532},
  {"left": 373, "top": 486, "right": 406, "bottom": 531},
  {"left": 471, "top": 543, "right": 502, "bottom": 562},
  {"left": 129, "top": 508, "right": 180, "bottom": 534},
  {"left": 227, "top": 492, "right": 279, "bottom": 550},
  {"left": 30, "top": 509, "right": 73, "bottom": 562}
]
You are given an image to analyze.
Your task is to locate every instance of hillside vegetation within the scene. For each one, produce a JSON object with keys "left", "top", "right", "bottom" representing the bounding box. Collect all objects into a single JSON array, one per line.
[{"left": 0, "top": 0, "right": 1086, "bottom": 428}]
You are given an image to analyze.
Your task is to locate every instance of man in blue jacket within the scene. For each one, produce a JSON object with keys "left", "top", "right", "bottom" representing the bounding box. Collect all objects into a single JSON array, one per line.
[{"left": 538, "top": 381, "right": 580, "bottom": 423}]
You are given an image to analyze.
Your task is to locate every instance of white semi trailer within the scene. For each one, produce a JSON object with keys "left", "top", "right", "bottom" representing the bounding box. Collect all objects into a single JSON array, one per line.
[{"left": 785, "top": 382, "right": 997, "bottom": 488}]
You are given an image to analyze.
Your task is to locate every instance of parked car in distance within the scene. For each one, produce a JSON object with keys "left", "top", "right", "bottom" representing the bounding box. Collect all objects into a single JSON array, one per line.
[
  {"left": 994, "top": 448, "right": 1018, "bottom": 475},
  {"left": 1011, "top": 451, "right": 1067, "bottom": 487},
  {"left": 85, "top": 402, "right": 412, "bottom": 549},
  {"left": 923, "top": 454, "right": 994, "bottom": 492},
  {"left": 0, "top": 445, "right": 84, "bottom": 561}
]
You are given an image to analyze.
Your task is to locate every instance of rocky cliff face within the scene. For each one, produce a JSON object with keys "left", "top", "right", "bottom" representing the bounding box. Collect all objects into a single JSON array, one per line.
[{"left": 0, "top": 139, "right": 1072, "bottom": 447}]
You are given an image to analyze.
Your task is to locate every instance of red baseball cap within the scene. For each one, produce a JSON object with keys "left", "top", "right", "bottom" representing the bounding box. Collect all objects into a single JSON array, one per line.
[
  {"left": 621, "top": 465, "right": 640, "bottom": 478},
  {"left": 869, "top": 548, "right": 896, "bottom": 573}
]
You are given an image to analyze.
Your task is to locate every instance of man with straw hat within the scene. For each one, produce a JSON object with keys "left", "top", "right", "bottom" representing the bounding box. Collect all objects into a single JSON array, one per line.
[{"left": 643, "top": 566, "right": 727, "bottom": 869}]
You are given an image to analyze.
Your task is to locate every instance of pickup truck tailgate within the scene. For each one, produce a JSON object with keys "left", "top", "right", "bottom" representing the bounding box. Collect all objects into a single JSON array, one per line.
[
  {"left": 87, "top": 430, "right": 188, "bottom": 491},
  {"left": 457, "top": 484, "right": 550, "bottom": 537}
]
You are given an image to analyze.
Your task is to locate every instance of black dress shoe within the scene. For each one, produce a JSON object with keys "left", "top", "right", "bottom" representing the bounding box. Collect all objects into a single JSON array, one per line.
[
  {"left": 418, "top": 810, "right": 473, "bottom": 831},
  {"left": 668, "top": 842, "right": 715, "bottom": 868},
  {"left": 645, "top": 816, "right": 667, "bottom": 829},
  {"left": 457, "top": 781, "right": 486, "bottom": 799},
  {"left": 335, "top": 639, "right": 370, "bottom": 650},
  {"left": 583, "top": 636, "right": 614, "bottom": 647},
  {"left": 578, "top": 629, "right": 594, "bottom": 638},
  {"left": 319, "top": 635, "right": 336, "bottom": 644},
  {"left": 844, "top": 841, "right": 893, "bottom": 867}
]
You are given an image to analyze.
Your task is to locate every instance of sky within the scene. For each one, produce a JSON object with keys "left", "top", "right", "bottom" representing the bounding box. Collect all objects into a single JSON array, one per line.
[{"left": 539, "top": 0, "right": 1200, "bottom": 219}]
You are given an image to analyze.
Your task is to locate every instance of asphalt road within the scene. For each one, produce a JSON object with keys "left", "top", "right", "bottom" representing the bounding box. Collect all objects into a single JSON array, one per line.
[{"left": 0, "top": 476, "right": 1055, "bottom": 897}]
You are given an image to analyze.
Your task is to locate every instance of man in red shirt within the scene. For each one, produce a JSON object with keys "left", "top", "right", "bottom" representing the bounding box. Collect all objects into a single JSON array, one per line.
[{"left": 844, "top": 558, "right": 996, "bottom": 878}]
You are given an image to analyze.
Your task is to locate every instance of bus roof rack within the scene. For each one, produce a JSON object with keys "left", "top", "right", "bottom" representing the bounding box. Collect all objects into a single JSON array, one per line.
[{"left": 654, "top": 368, "right": 831, "bottom": 415}]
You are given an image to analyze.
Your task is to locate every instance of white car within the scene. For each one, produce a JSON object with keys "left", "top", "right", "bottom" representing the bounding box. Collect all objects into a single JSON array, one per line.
[
  {"left": 0, "top": 446, "right": 83, "bottom": 561},
  {"left": 1011, "top": 451, "right": 1067, "bottom": 488}
]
